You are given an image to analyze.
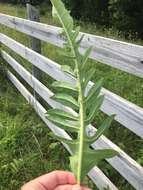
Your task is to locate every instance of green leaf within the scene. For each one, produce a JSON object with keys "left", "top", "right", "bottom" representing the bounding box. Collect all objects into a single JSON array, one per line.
[
  {"left": 71, "top": 26, "right": 80, "bottom": 42},
  {"left": 80, "top": 149, "right": 118, "bottom": 181},
  {"left": 70, "top": 148, "right": 118, "bottom": 182},
  {"left": 63, "top": 44, "right": 73, "bottom": 54},
  {"left": 47, "top": 115, "right": 79, "bottom": 132},
  {"left": 76, "top": 34, "right": 85, "bottom": 48},
  {"left": 49, "top": 142, "right": 59, "bottom": 149},
  {"left": 51, "top": 93, "right": 79, "bottom": 110},
  {"left": 88, "top": 149, "right": 118, "bottom": 162},
  {"left": 87, "top": 115, "right": 116, "bottom": 143},
  {"left": 47, "top": 108, "right": 78, "bottom": 121},
  {"left": 51, "top": 0, "right": 74, "bottom": 39},
  {"left": 61, "top": 65, "right": 75, "bottom": 76},
  {"left": 85, "top": 78, "right": 104, "bottom": 106},
  {"left": 82, "top": 68, "right": 95, "bottom": 89},
  {"left": 52, "top": 6, "right": 58, "bottom": 20},
  {"left": 81, "top": 47, "right": 93, "bottom": 70},
  {"left": 58, "top": 47, "right": 74, "bottom": 59},
  {"left": 85, "top": 95, "right": 104, "bottom": 124},
  {"left": 49, "top": 0, "right": 117, "bottom": 184},
  {"left": 70, "top": 155, "right": 78, "bottom": 178},
  {"left": 52, "top": 81, "right": 77, "bottom": 92},
  {"left": 50, "top": 133, "right": 79, "bottom": 154}
]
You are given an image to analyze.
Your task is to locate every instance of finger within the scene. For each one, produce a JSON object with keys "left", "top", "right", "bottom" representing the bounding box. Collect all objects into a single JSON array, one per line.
[
  {"left": 33, "top": 170, "right": 76, "bottom": 189},
  {"left": 21, "top": 181, "right": 45, "bottom": 190}
]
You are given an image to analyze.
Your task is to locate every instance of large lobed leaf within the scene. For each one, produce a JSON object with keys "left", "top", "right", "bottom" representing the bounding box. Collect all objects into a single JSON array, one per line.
[{"left": 48, "top": 0, "right": 118, "bottom": 185}]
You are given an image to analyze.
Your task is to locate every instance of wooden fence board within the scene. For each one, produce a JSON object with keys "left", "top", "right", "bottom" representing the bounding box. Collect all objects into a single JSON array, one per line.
[
  {"left": 0, "top": 33, "right": 143, "bottom": 138},
  {"left": 7, "top": 70, "right": 118, "bottom": 190},
  {"left": 91, "top": 131, "right": 143, "bottom": 190},
  {"left": 3, "top": 51, "right": 143, "bottom": 189},
  {"left": 26, "top": 4, "right": 42, "bottom": 80},
  {"left": 0, "top": 13, "right": 143, "bottom": 78},
  {"left": 1, "top": 50, "right": 75, "bottom": 114}
]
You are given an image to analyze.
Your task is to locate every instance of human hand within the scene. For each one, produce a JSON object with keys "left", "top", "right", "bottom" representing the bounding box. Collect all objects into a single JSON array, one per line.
[{"left": 21, "top": 170, "right": 91, "bottom": 190}]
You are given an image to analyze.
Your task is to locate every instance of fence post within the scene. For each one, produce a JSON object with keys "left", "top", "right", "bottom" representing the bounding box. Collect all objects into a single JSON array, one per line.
[{"left": 26, "top": 2, "right": 42, "bottom": 80}]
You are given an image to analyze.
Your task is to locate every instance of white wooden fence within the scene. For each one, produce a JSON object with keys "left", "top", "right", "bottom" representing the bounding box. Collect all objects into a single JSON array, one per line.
[{"left": 0, "top": 4, "right": 143, "bottom": 190}]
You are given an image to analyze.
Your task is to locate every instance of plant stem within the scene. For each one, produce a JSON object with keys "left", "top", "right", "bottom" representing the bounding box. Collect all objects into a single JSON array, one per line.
[
  {"left": 64, "top": 28, "right": 85, "bottom": 184},
  {"left": 77, "top": 69, "right": 85, "bottom": 184}
]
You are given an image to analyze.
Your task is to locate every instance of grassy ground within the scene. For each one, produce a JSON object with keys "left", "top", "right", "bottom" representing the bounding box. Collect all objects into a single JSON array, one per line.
[{"left": 0, "top": 3, "right": 143, "bottom": 190}]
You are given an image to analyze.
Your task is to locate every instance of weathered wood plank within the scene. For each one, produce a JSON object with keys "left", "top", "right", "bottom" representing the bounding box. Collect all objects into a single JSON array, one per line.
[
  {"left": 7, "top": 70, "right": 118, "bottom": 190},
  {"left": 1, "top": 50, "right": 74, "bottom": 114},
  {"left": 3, "top": 51, "right": 143, "bottom": 190},
  {"left": 90, "top": 125, "right": 143, "bottom": 190},
  {"left": 26, "top": 4, "right": 42, "bottom": 80},
  {"left": 1, "top": 34, "right": 143, "bottom": 138},
  {"left": 0, "top": 13, "right": 143, "bottom": 78}
]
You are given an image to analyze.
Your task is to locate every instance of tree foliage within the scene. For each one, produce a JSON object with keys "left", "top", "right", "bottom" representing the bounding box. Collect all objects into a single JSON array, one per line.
[
  {"left": 63, "top": 0, "right": 143, "bottom": 39},
  {"left": 2, "top": 0, "right": 143, "bottom": 39},
  {"left": 109, "top": 0, "right": 143, "bottom": 39},
  {"left": 63, "top": 0, "right": 109, "bottom": 26}
]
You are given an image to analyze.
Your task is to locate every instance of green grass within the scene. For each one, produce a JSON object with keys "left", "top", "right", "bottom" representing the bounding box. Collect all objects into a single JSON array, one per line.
[{"left": 0, "top": 3, "right": 143, "bottom": 190}]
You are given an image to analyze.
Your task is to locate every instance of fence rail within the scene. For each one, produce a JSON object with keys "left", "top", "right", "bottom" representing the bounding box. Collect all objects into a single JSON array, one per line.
[
  {"left": 7, "top": 70, "right": 118, "bottom": 190},
  {"left": 0, "top": 33, "right": 143, "bottom": 138},
  {"left": 0, "top": 13, "right": 143, "bottom": 78},
  {"left": 0, "top": 5, "right": 143, "bottom": 190},
  {"left": 2, "top": 50, "right": 143, "bottom": 190}
]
